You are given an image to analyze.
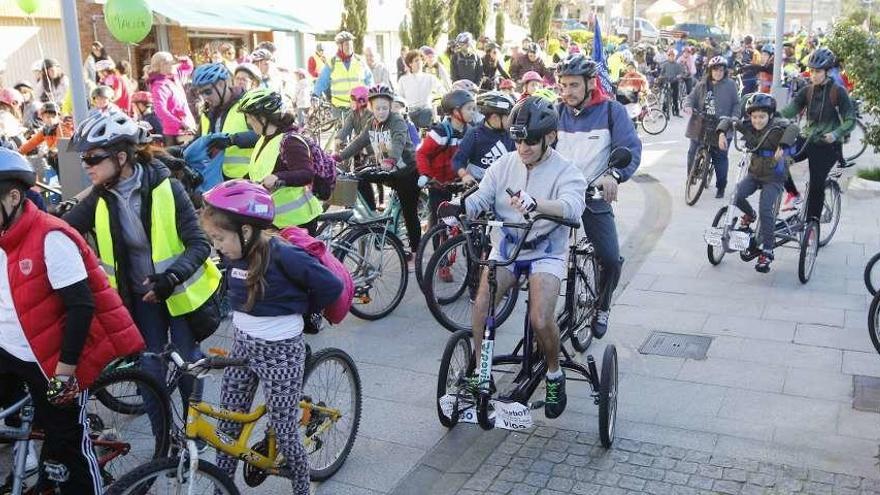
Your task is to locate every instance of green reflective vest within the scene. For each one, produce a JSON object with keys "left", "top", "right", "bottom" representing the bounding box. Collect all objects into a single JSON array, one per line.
[
  {"left": 330, "top": 56, "right": 366, "bottom": 108},
  {"left": 95, "top": 179, "right": 221, "bottom": 317},
  {"left": 200, "top": 100, "right": 251, "bottom": 179},
  {"left": 249, "top": 133, "right": 321, "bottom": 228}
]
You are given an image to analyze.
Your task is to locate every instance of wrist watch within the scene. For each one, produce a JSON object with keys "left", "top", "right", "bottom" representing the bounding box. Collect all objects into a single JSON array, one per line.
[{"left": 609, "top": 169, "right": 623, "bottom": 184}]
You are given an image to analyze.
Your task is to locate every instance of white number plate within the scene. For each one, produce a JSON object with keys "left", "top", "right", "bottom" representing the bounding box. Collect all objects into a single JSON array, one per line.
[
  {"left": 704, "top": 228, "right": 724, "bottom": 247},
  {"left": 728, "top": 230, "right": 752, "bottom": 251},
  {"left": 438, "top": 395, "right": 533, "bottom": 430}
]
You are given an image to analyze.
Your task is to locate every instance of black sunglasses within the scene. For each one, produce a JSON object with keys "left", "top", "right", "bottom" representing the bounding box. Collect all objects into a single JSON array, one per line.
[
  {"left": 81, "top": 153, "right": 113, "bottom": 166},
  {"left": 513, "top": 136, "right": 542, "bottom": 146}
]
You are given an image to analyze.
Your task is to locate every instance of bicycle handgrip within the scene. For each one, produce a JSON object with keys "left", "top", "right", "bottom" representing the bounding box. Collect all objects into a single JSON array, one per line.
[{"left": 203, "top": 356, "right": 248, "bottom": 370}]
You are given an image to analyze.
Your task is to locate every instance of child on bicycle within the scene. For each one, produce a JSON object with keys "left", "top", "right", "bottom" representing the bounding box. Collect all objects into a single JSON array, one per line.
[
  {"left": 201, "top": 180, "right": 343, "bottom": 495},
  {"left": 452, "top": 91, "right": 515, "bottom": 184},
  {"left": 718, "top": 93, "right": 799, "bottom": 273}
]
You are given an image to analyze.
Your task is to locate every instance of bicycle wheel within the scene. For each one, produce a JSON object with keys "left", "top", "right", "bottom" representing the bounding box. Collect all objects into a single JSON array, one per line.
[
  {"left": 685, "top": 150, "right": 709, "bottom": 206},
  {"left": 798, "top": 220, "right": 820, "bottom": 284},
  {"left": 95, "top": 355, "right": 144, "bottom": 415},
  {"left": 423, "top": 235, "right": 519, "bottom": 333},
  {"left": 865, "top": 251, "right": 880, "bottom": 295},
  {"left": 416, "top": 223, "right": 453, "bottom": 290},
  {"left": 334, "top": 226, "right": 408, "bottom": 320},
  {"left": 869, "top": 292, "right": 880, "bottom": 354},
  {"left": 843, "top": 120, "right": 867, "bottom": 163},
  {"left": 436, "top": 330, "right": 474, "bottom": 428},
  {"left": 640, "top": 107, "right": 668, "bottom": 135},
  {"left": 88, "top": 369, "right": 171, "bottom": 486},
  {"left": 301, "top": 347, "right": 362, "bottom": 481},
  {"left": 570, "top": 252, "right": 597, "bottom": 353},
  {"left": 818, "top": 181, "right": 841, "bottom": 247},
  {"left": 598, "top": 345, "right": 618, "bottom": 448},
  {"left": 105, "top": 456, "right": 239, "bottom": 495},
  {"left": 707, "top": 206, "right": 732, "bottom": 265}
]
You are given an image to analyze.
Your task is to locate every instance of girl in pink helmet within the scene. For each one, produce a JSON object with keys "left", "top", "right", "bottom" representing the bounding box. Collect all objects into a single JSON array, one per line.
[{"left": 201, "top": 180, "right": 343, "bottom": 495}]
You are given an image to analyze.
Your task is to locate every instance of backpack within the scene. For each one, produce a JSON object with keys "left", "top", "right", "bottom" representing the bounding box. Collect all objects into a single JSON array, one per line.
[
  {"left": 279, "top": 226, "right": 354, "bottom": 324},
  {"left": 287, "top": 133, "right": 338, "bottom": 201}
]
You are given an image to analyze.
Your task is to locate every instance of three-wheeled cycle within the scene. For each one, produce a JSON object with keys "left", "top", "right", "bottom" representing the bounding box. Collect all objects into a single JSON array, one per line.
[
  {"left": 704, "top": 120, "right": 820, "bottom": 283},
  {"left": 435, "top": 148, "right": 632, "bottom": 448}
]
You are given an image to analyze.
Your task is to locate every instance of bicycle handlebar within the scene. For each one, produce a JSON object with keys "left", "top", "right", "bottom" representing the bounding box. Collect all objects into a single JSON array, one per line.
[
  {"left": 461, "top": 213, "right": 580, "bottom": 268},
  {"left": 166, "top": 349, "right": 248, "bottom": 374}
]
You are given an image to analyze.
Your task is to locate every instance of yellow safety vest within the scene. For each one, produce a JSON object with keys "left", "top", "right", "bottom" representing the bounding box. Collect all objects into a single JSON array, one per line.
[
  {"left": 329, "top": 56, "right": 365, "bottom": 108},
  {"left": 200, "top": 100, "right": 251, "bottom": 179},
  {"left": 94, "top": 179, "right": 221, "bottom": 317},
  {"left": 249, "top": 133, "right": 321, "bottom": 228}
]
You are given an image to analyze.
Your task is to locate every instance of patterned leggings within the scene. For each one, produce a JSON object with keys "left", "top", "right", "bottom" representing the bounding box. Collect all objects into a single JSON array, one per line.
[{"left": 215, "top": 329, "right": 310, "bottom": 494}]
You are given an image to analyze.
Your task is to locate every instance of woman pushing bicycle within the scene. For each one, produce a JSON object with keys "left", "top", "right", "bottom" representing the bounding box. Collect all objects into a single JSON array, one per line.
[{"left": 200, "top": 180, "right": 343, "bottom": 494}]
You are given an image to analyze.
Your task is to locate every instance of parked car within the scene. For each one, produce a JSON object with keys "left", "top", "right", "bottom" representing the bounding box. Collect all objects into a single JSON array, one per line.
[
  {"left": 613, "top": 17, "right": 660, "bottom": 43},
  {"left": 557, "top": 19, "right": 589, "bottom": 31},
  {"left": 672, "top": 23, "right": 730, "bottom": 42}
]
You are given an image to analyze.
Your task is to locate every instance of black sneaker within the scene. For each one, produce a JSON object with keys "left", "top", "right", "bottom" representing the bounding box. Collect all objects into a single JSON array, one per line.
[
  {"left": 755, "top": 251, "right": 774, "bottom": 273},
  {"left": 715, "top": 189, "right": 725, "bottom": 199},
  {"left": 592, "top": 310, "right": 610, "bottom": 339},
  {"left": 544, "top": 372, "right": 567, "bottom": 419}
]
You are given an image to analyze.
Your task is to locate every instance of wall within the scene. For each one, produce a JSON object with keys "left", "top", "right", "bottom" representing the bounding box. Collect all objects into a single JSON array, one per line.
[{"left": 0, "top": 18, "right": 66, "bottom": 87}]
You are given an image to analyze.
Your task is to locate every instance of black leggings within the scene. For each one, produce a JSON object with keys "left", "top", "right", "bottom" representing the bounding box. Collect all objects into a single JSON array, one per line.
[
  {"left": 783, "top": 139, "right": 839, "bottom": 221},
  {"left": 386, "top": 171, "right": 422, "bottom": 254}
]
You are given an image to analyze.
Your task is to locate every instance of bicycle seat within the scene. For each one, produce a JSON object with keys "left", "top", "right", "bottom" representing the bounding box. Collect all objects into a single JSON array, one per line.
[{"left": 318, "top": 209, "right": 355, "bottom": 223}]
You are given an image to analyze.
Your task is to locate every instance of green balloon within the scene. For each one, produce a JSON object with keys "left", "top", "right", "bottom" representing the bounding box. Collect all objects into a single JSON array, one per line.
[
  {"left": 16, "top": 0, "right": 40, "bottom": 15},
  {"left": 103, "top": 0, "right": 153, "bottom": 44}
]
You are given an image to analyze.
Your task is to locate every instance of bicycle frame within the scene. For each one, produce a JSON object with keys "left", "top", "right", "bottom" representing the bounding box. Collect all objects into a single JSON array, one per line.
[{"left": 0, "top": 395, "right": 34, "bottom": 495}]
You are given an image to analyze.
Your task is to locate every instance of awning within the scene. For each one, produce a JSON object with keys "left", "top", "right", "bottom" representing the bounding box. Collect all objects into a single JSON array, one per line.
[
  {"left": 149, "top": 0, "right": 317, "bottom": 32},
  {"left": 0, "top": 26, "right": 39, "bottom": 68}
]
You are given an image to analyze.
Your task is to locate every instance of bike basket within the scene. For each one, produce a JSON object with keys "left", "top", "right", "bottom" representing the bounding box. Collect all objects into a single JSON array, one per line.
[{"left": 328, "top": 175, "right": 359, "bottom": 207}]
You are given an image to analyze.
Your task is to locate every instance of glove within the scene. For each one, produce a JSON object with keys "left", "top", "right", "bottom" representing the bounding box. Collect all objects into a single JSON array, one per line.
[
  {"left": 145, "top": 271, "right": 180, "bottom": 301},
  {"left": 510, "top": 189, "right": 537, "bottom": 214},
  {"left": 46, "top": 375, "right": 80, "bottom": 406},
  {"left": 42, "top": 123, "right": 58, "bottom": 136},
  {"left": 380, "top": 158, "right": 396, "bottom": 171},
  {"left": 55, "top": 198, "right": 78, "bottom": 217},
  {"left": 206, "top": 133, "right": 232, "bottom": 151}
]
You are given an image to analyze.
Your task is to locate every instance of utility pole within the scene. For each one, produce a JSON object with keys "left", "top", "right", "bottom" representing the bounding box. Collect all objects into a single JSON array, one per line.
[
  {"left": 771, "top": 0, "right": 786, "bottom": 103},
  {"left": 630, "top": 0, "right": 637, "bottom": 42},
  {"left": 809, "top": 0, "right": 815, "bottom": 33},
  {"left": 60, "top": 0, "right": 88, "bottom": 124}
]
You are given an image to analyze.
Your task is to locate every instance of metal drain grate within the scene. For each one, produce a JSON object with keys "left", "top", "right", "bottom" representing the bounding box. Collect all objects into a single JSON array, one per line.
[
  {"left": 853, "top": 375, "right": 880, "bottom": 413},
  {"left": 639, "top": 332, "right": 713, "bottom": 360}
]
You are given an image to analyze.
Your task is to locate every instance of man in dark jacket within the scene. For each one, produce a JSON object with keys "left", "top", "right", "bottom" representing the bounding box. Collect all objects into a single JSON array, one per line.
[
  {"left": 450, "top": 32, "right": 483, "bottom": 85},
  {"left": 509, "top": 43, "right": 552, "bottom": 85}
]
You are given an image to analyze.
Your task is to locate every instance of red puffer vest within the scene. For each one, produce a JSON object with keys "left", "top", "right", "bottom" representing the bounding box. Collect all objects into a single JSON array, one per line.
[{"left": 0, "top": 201, "right": 144, "bottom": 388}]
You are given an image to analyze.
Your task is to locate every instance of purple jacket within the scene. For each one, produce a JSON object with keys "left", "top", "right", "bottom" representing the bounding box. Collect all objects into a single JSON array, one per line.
[{"left": 148, "top": 72, "right": 196, "bottom": 137}]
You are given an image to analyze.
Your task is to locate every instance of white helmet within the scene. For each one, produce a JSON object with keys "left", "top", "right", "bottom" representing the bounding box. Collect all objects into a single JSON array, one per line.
[
  {"left": 95, "top": 59, "right": 116, "bottom": 72},
  {"left": 69, "top": 111, "right": 147, "bottom": 152}
]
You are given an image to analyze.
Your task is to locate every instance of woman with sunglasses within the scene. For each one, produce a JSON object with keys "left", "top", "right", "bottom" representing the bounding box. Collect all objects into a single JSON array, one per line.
[
  {"left": 61, "top": 111, "right": 221, "bottom": 431},
  {"left": 439, "top": 96, "right": 586, "bottom": 420}
]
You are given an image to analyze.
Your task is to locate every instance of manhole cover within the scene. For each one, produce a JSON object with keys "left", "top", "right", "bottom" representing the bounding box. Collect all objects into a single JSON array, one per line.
[
  {"left": 853, "top": 375, "right": 880, "bottom": 412},
  {"left": 639, "top": 332, "right": 713, "bottom": 359}
]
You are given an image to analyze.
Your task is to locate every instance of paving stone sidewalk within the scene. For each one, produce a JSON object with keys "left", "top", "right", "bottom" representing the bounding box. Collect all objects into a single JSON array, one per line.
[{"left": 458, "top": 427, "right": 880, "bottom": 495}]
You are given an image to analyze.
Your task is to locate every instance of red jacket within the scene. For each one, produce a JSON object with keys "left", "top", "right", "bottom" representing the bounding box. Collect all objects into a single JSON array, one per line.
[
  {"left": 0, "top": 201, "right": 144, "bottom": 388},
  {"left": 416, "top": 121, "right": 465, "bottom": 183}
]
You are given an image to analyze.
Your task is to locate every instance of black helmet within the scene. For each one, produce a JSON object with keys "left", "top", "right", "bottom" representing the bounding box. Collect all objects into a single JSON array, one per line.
[
  {"left": 508, "top": 96, "right": 558, "bottom": 141},
  {"left": 525, "top": 42, "right": 540, "bottom": 53},
  {"left": 367, "top": 84, "right": 395, "bottom": 102},
  {"left": 744, "top": 92, "right": 776, "bottom": 115},
  {"left": 441, "top": 89, "right": 475, "bottom": 113},
  {"left": 238, "top": 88, "right": 285, "bottom": 116},
  {"left": 807, "top": 47, "right": 835, "bottom": 70},
  {"left": 476, "top": 91, "right": 515, "bottom": 116},
  {"left": 557, "top": 54, "right": 599, "bottom": 79}
]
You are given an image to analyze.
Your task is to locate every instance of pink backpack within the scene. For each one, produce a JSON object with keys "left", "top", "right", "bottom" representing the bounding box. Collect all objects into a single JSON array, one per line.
[{"left": 280, "top": 226, "right": 353, "bottom": 324}]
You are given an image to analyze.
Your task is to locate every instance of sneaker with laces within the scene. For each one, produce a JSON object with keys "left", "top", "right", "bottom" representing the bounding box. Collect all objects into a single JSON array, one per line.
[
  {"left": 592, "top": 310, "right": 610, "bottom": 339},
  {"left": 755, "top": 251, "right": 774, "bottom": 273},
  {"left": 544, "top": 372, "right": 567, "bottom": 419},
  {"left": 438, "top": 266, "right": 454, "bottom": 283}
]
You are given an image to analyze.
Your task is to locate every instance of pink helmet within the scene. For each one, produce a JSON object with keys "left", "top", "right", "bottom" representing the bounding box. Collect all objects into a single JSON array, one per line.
[
  {"left": 350, "top": 85, "right": 369, "bottom": 107},
  {"left": 521, "top": 71, "right": 543, "bottom": 84},
  {"left": 132, "top": 91, "right": 152, "bottom": 104},
  {"left": 203, "top": 180, "right": 275, "bottom": 228},
  {"left": 499, "top": 78, "right": 515, "bottom": 90},
  {"left": 0, "top": 88, "right": 23, "bottom": 108}
]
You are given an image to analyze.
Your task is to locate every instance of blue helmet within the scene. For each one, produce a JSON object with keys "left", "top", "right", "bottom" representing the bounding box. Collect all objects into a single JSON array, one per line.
[
  {"left": 192, "top": 63, "right": 231, "bottom": 87},
  {"left": 0, "top": 148, "right": 36, "bottom": 187}
]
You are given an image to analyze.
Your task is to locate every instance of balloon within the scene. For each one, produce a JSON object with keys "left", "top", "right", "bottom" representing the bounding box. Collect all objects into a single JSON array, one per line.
[
  {"left": 103, "top": 0, "right": 153, "bottom": 44},
  {"left": 16, "top": 0, "right": 40, "bottom": 15}
]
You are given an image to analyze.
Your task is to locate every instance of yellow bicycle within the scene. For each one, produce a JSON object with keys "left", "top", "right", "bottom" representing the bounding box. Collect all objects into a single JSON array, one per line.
[{"left": 105, "top": 346, "right": 361, "bottom": 494}]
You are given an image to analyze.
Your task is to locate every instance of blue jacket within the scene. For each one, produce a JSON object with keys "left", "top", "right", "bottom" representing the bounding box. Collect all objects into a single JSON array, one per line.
[
  {"left": 555, "top": 98, "right": 642, "bottom": 185},
  {"left": 226, "top": 237, "right": 343, "bottom": 317},
  {"left": 452, "top": 124, "right": 515, "bottom": 180}
]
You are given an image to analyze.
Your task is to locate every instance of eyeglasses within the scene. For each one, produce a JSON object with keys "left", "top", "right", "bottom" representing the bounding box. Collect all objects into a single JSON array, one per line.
[
  {"left": 513, "top": 136, "right": 542, "bottom": 146},
  {"left": 81, "top": 153, "right": 113, "bottom": 166}
]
